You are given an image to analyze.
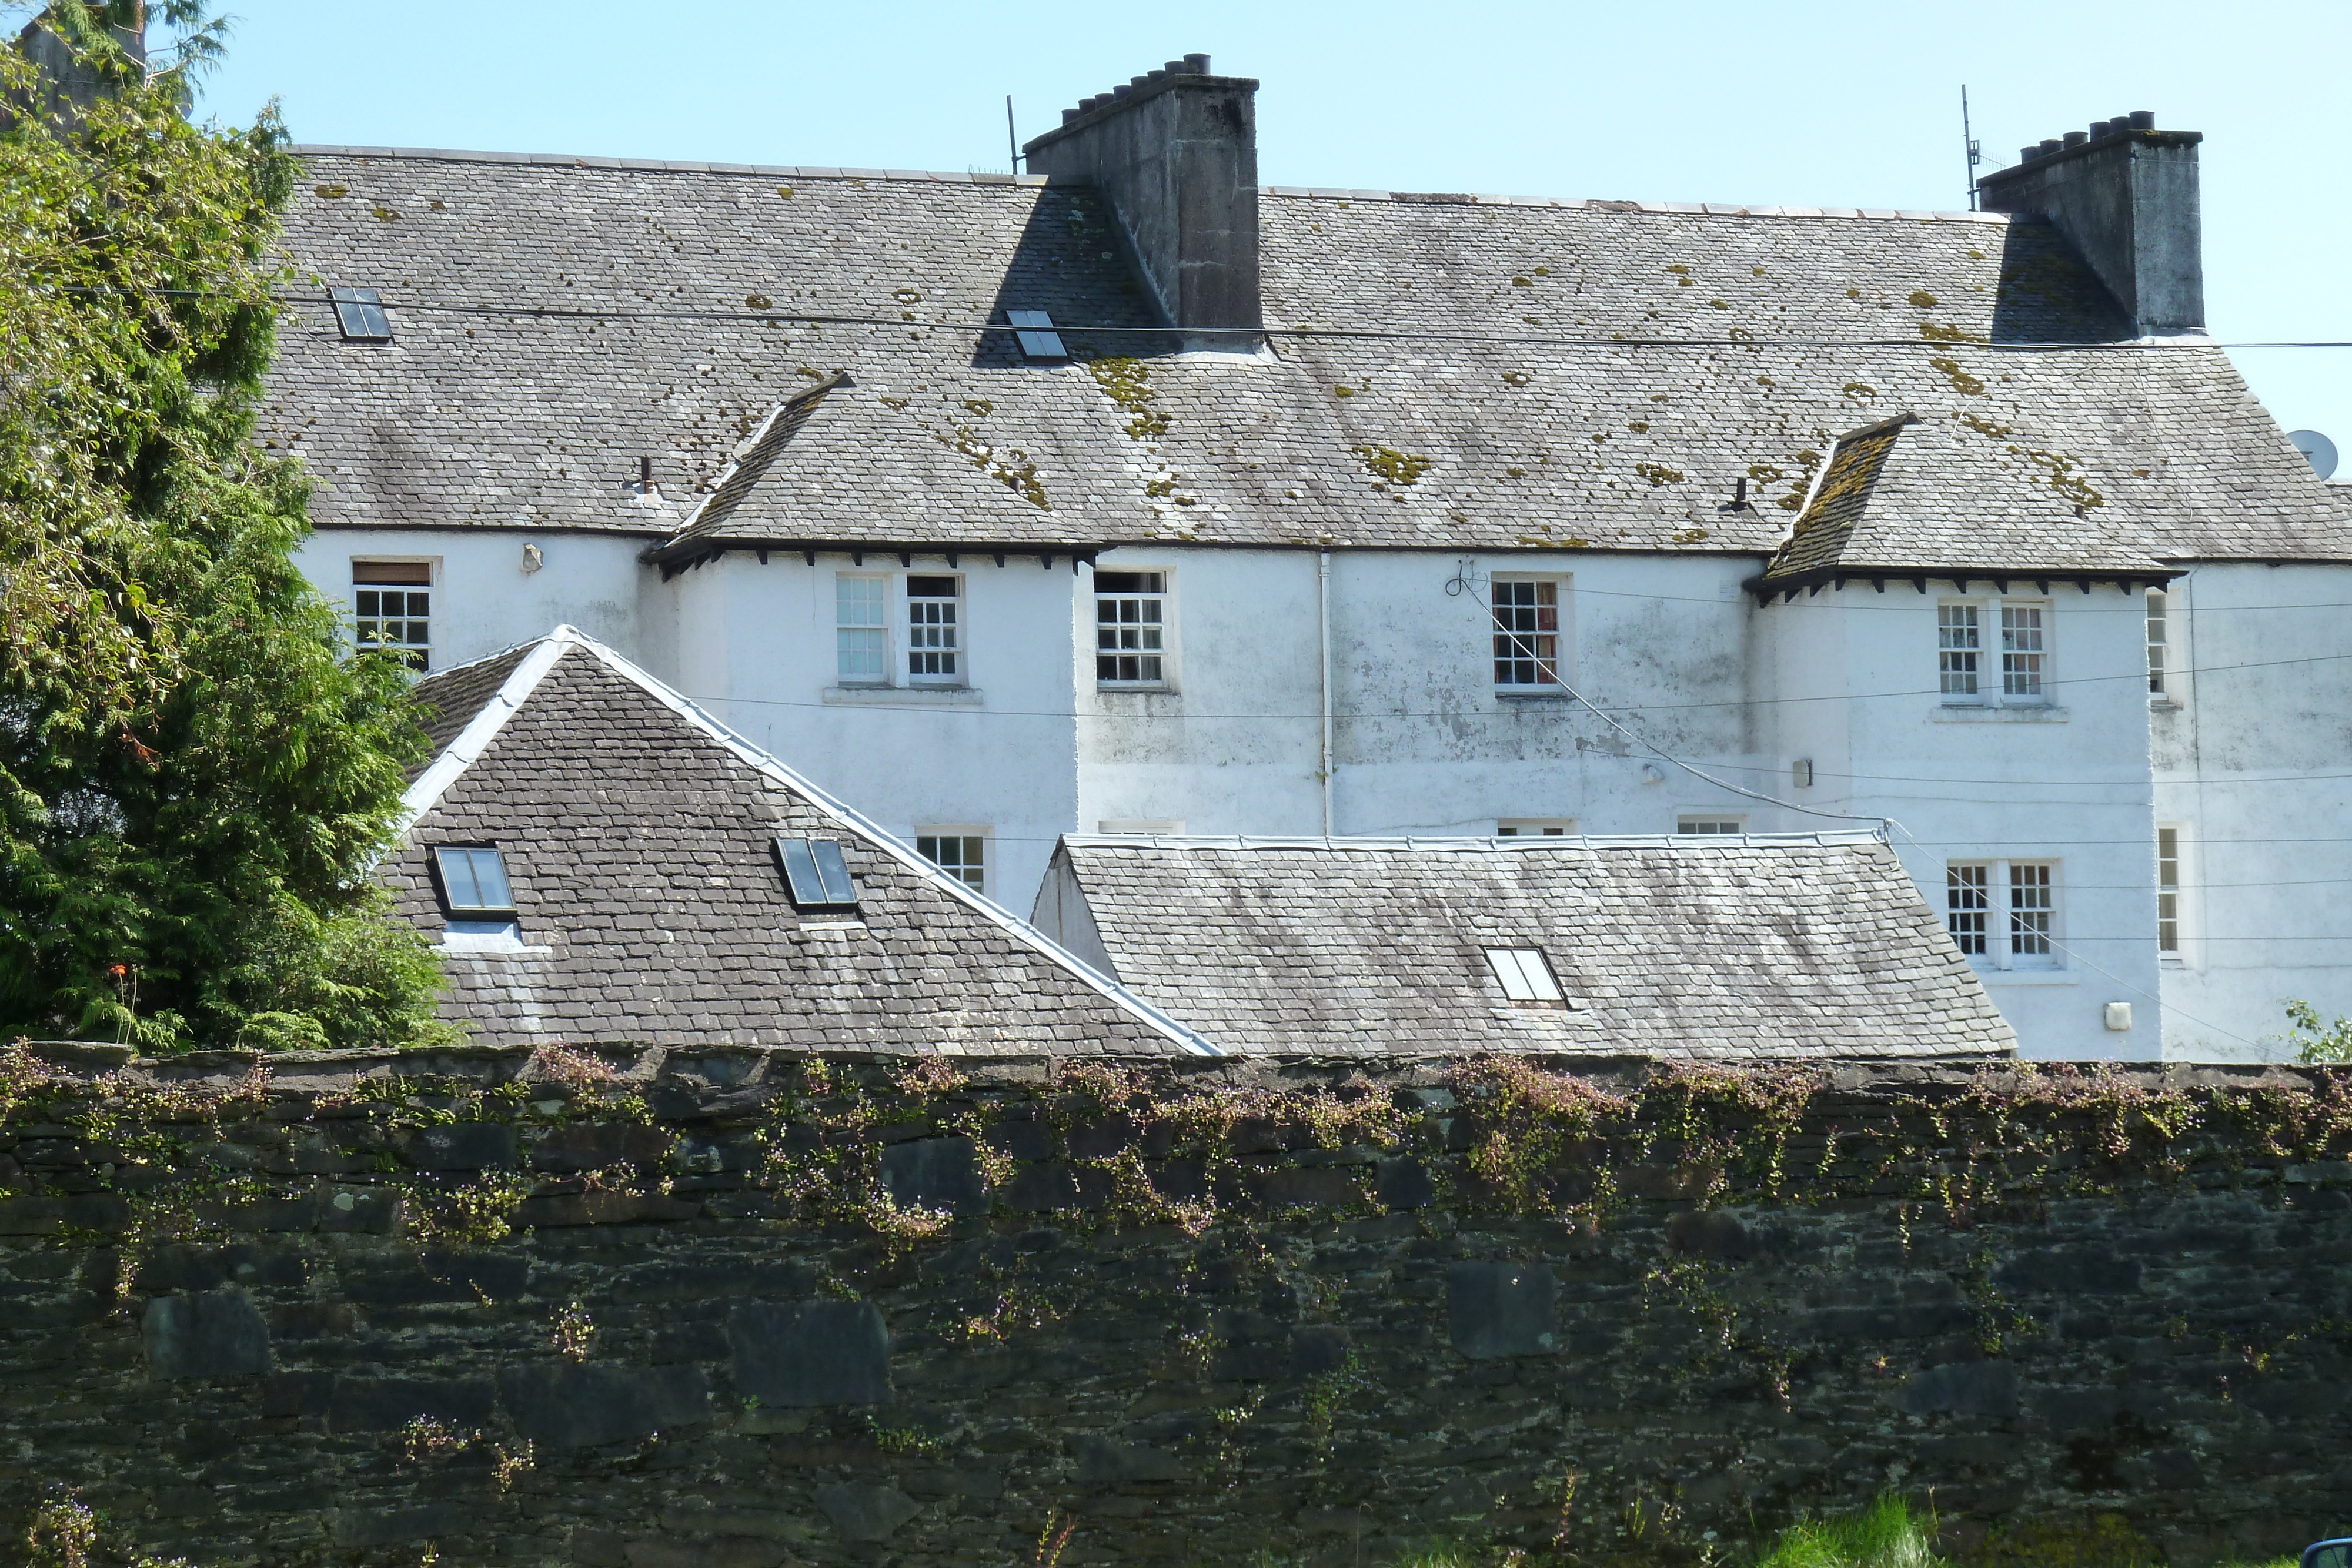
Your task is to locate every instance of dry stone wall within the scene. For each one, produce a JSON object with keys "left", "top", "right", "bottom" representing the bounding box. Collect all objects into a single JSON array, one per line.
[{"left": 5, "top": 1042, "right": 2352, "bottom": 1568}]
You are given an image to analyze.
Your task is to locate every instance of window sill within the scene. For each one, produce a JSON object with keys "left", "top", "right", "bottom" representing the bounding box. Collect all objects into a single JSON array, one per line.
[
  {"left": 1974, "top": 968, "right": 2079, "bottom": 985},
  {"left": 822, "top": 684, "right": 982, "bottom": 706},
  {"left": 1931, "top": 704, "right": 2069, "bottom": 723},
  {"left": 2150, "top": 698, "right": 2183, "bottom": 713},
  {"left": 1494, "top": 689, "right": 1571, "bottom": 702}
]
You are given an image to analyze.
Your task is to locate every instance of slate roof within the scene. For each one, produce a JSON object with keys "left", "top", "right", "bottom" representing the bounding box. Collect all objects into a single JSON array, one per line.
[
  {"left": 1034, "top": 833, "right": 2016, "bottom": 1059},
  {"left": 1761, "top": 411, "right": 2169, "bottom": 584},
  {"left": 263, "top": 146, "right": 2352, "bottom": 567},
  {"left": 389, "top": 628, "right": 1216, "bottom": 1054}
]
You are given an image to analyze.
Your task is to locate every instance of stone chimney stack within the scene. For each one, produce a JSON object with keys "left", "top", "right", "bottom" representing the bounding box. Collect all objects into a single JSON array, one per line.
[
  {"left": 15, "top": 2, "right": 147, "bottom": 125},
  {"left": 1976, "top": 110, "right": 2203, "bottom": 337},
  {"left": 1021, "top": 54, "right": 1261, "bottom": 346}
]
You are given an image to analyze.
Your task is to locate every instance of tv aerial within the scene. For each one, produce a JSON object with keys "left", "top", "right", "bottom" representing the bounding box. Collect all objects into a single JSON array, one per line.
[{"left": 2290, "top": 430, "right": 2338, "bottom": 480}]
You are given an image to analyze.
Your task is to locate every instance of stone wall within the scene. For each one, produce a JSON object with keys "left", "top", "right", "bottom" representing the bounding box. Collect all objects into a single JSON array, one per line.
[{"left": 5, "top": 1042, "right": 2352, "bottom": 1567}]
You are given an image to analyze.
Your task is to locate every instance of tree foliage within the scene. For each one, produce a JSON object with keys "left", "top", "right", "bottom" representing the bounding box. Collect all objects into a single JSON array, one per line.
[{"left": 0, "top": 11, "right": 447, "bottom": 1050}]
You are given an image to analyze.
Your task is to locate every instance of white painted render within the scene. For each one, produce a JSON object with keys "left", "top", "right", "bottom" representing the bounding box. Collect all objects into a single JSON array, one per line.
[{"left": 295, "top": 527, "right": 2347, "bottom": 1062}]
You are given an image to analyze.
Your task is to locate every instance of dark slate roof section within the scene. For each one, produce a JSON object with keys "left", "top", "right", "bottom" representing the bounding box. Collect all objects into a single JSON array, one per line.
[
  {"left": 406, "top": 642, "right": 533, "bottom": 777},
  {"left": 1757, "top": 412, "right": 2170, "bottom": 588},
  {"left": 266, "top": 148, "right": 2352, "bottom": 566},
  {"left": 1037, "top": 833, "right": 2017, "bottom": 1059},
  {"left": 387, "top": 628, "right": 1218, "bottom": 1055}
]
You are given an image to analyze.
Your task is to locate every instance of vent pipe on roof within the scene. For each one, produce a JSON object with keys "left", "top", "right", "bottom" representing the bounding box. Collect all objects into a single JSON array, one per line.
[
  {"left": 1977, "top": 109, "right": 2203, "bottom": 336},
  {"left": 1023, "top": 53, "right": 1261, "bottom": 349}
]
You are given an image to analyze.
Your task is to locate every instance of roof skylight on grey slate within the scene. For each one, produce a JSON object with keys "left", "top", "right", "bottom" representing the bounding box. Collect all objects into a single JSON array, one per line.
[
  {"left": 1007, "top": 310, "right": 1067, "bottom": 360},
  {"left": 433, "top": 845, "right": 514, "bottom": 917},
  {"left": 776, "top": 835, "right": 859, "bottom": 911},
  {"left": 330, "top": 286, "right": 392, "bottom": 342},
  {"left": 1485, "top": 947, "right": 1566, "bottom": 1007}
]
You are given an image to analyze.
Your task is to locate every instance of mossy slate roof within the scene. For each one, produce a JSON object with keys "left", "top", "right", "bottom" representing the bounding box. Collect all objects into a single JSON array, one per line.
[
  {"left": 1042, "top": 834, "right": 2017, "bottom": 1059},
  {"left": 391, "top": 630, "right": 1212, "bottom": 1055},
  {"left": 265, "top": 148, "right": 2352, "bottom": 566}
]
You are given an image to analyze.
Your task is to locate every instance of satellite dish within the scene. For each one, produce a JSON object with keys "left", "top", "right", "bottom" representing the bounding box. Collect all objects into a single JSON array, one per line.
[{"left": 2290, "top": 429, "right": 2338, "bottom": 480}]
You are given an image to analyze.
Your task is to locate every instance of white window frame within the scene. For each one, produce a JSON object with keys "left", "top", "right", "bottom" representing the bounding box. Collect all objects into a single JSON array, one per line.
[
  {"left": 1938, "top": 596, "right": 2052, "bottom": 707},
  {"left": 2156, "top": 823, "right": 2191, "bottom": 965},
  {"left": 1946, "top": 858, "right": 2063, "bottom": 971},
  {"left": 1490, "top": 574, "right": 1571, "bottom": 692},
  {"left": 836, "top": 572, "right": 892, "bottom": 686},
  {"left": 916, "top": 828, "right": 990, "bottom": 894},
  {"left": 1496, "top": 818, "right": 1578, "bottom": 837},
  {"left": 905, "top": 573, "right": 965, "bottom": 686},
  {"left": 351, "top": 557, "right": 438, "bottom": 673},
  {"left": 1677, "top": 815, "right": 1746, "bottom": 835},
  {"left": 1093, "top": 567, "right": 1173, "bottom": 689}
]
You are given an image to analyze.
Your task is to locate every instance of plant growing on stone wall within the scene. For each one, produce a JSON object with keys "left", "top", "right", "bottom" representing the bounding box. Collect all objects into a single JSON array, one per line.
[
  {"left": 551, "top": 1300, "right": 595, "bottom": 1360},
  {"left": 403, "top": 1171, "right": 534, "bottom": 1248},
  {"left": 26, "top": 1487, "right": 194, "bottom": 1568}
]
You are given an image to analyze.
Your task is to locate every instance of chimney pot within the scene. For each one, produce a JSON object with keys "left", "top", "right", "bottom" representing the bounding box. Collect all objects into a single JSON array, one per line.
[
  {"left": 2039, "top": 139, "right": 2063, "bottom": 156},
  {"left": 1147, "top": 69, "right": 1167, "bottom": 82},
  {"left": 2129, "top": 110, "right": 2155, "bottom": 129},
  {"left": 2019, "top": 145, "right": 2042, "bottom": 163},
  {"left": 2089, "top": 121, "right": 2112, "bottom": 139},
  {"left": 1131, "top": 75, "right": 1151, "bottom": 88},
  {"left": 1063, "top": 108, "right": 1078, "bottom": 125},
  {"left": 1184, "top": 52, "right": 1210, "bottom": 72},
  {"left": 1112, "top": 83, "right": 1132, "bottom": 99},
  {"left": 1164, "top": 59, "right": 1188, "bottom": 73},
  {"left": 2063, "top": 130, "right": 2089, "bottom": 148}
]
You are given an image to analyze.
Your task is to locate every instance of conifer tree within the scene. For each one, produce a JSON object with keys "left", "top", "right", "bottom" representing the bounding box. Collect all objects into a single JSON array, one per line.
[{"left": 0, "top": 4, "right": 448, "bottom": 1049}]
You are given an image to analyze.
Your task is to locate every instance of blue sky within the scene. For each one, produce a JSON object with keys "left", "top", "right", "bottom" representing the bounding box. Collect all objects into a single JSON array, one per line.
[{"left": 155, "top": 0, "right": 2352, "bottom": 458}]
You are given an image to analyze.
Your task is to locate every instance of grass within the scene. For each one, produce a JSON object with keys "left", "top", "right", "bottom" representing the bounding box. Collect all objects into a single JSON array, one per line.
[{"left": 1757, "top": 1497, "right": 1945, "bottom": 1568}]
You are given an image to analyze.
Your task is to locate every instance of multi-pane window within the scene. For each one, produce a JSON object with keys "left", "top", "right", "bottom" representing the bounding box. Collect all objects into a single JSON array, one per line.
[
  {"left": 1095, "top": 571, "right": 1166, "bottom": 685},
  {"left": 353, "top": 560, "right": 431, "bottom": 670},
  {"left": 1938, "top": 604, "right": 1980, "bottom": 696},
  {"left": 1946, "top": 860, "right": 2060, "bottom": 968},
  {"left": 1940, "top": 599, "right": 2050, "bottom": 704},
  {"left": 836, "top": 576, "right": 889, "bottom": 682},
  {"left": 836, "top": 576, "right": 889, "bottom": 684},
  {"left": 907, "top": 576, "right": 961, "bottom": 682},
  {"left": 1678, "top": 817, "right": 1744, "bottom": 835},
  {"left": 2001, "top": 604, "right": 2046, "bottom": 698},
  {"left": 2009, "top": 862, "right": 2054, "bottom": 957},
  {"left": 2157, "top": 826, "right": 2183, "bottom": 954},
  {"left": 1946, "top": 865, "right": 1990, "bottom": 955},
  {"left": 2146, "top": 590, "right": 2169, "bottom": 697},
  {"left": 918, "top": 833, "right": 985, "bottom": 892},
  {"left": 1492, "top": 579, "right": 1562, "bottom": 687}
]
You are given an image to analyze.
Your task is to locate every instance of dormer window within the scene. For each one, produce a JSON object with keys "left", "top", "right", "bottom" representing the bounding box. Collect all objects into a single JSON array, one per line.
[
  {"left": 1008, "top": 310, "right": 1067, "bottom": 360},
  {"left": 776, "top": 837, "right": 860, "bottom": 912},
  {"left": 432, "top": 845, "right": 515, "bottom": 918},
  {"left": 331, "top": 286, "right": 393, "bottom": 342}
]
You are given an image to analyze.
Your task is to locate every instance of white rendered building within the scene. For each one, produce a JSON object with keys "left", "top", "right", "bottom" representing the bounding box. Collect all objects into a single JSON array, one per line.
[{"left": 265, "top": 64, "right": 2352, "bottom": 1059}]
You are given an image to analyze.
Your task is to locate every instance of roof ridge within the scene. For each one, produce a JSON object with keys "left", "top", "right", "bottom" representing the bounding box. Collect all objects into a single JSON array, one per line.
[
  {"left": 413, "top": 627, "right": 1224, "bottom": 1057},
  {"left": 287, "top": 145, "right": 2009, "bottom": 223},
  {"left": 669, "top": 370, "right": 848, "bottom": 542},
  {"left": 1060, "top": 831, "right": 1886, "bottom": 851}
]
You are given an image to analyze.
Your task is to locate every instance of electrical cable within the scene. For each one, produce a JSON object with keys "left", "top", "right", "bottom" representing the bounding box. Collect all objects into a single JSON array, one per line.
[{"left": 74, "top": 285, "right": 2352, "bottom": 352}]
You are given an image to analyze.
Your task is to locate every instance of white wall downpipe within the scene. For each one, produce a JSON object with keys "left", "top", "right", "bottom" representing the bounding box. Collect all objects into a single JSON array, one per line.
[{"left": 1318, "top": 550, "right": 1334, "bottom": 836}]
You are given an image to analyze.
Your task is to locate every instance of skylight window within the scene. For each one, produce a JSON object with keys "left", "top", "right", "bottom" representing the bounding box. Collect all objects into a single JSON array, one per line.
[
  {"left": 776, "top": 836, "right": 859, "bottom": 911},
  {"left": 433, "top": 846, "right": 515, "bottom": 917},
  {"left": 1485, "top": 947, "right": 1567, "bottom": 1008},
  {"left": 330, "top": 286, "right": 393, "bottom": 342},
  {"left": 1008, "top": 310, "right": 1067, "bottom": 360}
]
